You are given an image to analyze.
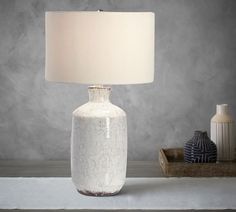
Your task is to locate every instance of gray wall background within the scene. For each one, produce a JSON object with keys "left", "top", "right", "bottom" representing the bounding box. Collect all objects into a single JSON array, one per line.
[{"left": 0, "top": 0, "right": 236, "bottom": 160}]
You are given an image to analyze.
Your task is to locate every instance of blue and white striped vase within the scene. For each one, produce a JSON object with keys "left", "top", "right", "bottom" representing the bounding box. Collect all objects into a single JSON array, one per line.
[{"left": 184, "top": 131, "right": 217, "bottom": 163}]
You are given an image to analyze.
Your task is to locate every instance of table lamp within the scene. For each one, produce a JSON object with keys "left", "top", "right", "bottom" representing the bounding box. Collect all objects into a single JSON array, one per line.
[{"left": 45, "top": 11, "right": 155, "bottom": 196}]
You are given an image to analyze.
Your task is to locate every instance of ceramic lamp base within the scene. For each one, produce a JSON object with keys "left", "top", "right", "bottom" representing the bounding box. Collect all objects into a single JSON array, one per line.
[{"left": 71, "top": 86, "right": 127, "bottom": 196}]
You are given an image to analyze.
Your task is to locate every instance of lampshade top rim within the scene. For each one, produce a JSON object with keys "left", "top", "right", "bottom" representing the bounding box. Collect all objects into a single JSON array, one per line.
[{"left": 45, "top": 11, "right": 154, "bottom": 15}]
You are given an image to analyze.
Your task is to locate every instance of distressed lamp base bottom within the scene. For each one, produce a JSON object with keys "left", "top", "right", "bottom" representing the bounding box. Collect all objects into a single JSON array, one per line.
[{"left": 78, "top": 189, "right": 120, "bottom": 197}]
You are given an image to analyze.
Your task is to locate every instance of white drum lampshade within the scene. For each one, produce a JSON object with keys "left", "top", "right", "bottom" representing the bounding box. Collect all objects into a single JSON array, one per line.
[
  {"left": 45, "top": 11, "right": 155, "bottom": 196},
  {"left": 45, "top": 11, "right": 155, "bottom": 84}
]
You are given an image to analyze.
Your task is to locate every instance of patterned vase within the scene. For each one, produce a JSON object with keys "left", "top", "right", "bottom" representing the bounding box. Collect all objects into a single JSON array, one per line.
[
  {"left": 71, "top": 86, "right": 127, "bottom": 196},
  {"left": 211, "top": 104, "right": 235, "bottom": 161},
  {"left": 184, "top": 131, "right": 217, "bottom": 163}
]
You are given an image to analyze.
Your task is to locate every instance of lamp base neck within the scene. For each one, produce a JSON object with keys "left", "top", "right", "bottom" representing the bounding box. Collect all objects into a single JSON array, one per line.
[{"left": 88, "top": 85, "right": 111, "bottom": 102}]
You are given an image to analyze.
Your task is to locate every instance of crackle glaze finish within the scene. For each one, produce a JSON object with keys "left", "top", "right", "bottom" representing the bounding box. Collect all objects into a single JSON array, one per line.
[{"left": 71, "top": 86, "right": 127, "bottom": 196}]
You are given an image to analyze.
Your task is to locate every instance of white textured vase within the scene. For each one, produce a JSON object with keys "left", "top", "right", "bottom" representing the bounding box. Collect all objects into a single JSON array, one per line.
[
  {"left": 211, "top": 104, "right": 235, "bottom": 161},
  {"left": 71, "top": 86, "right": 127, "bottom": 196}
]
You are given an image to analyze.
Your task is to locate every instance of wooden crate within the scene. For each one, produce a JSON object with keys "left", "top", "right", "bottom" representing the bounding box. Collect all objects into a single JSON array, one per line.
[{"left": 159, "top": 148, "right": 236, "bottom": 177}]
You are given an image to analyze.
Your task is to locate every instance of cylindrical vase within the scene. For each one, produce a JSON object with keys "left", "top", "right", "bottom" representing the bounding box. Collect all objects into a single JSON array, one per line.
[{"left": 211, "top": 104, "right": 235, "bottom": 161}]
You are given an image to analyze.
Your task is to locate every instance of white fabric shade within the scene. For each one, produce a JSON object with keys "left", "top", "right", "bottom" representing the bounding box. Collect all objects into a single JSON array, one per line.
[{"left": 45, "top": 11, "right": 155, "bottom": 84}]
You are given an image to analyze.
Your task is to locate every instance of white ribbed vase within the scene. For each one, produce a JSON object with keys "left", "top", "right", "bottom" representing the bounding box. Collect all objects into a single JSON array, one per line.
[
  {"left": 211, "top": 104, "right": 235, "bottom": 161},
  {"left": 71, "top": 86, "right": 127, "bottom": 196}
]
